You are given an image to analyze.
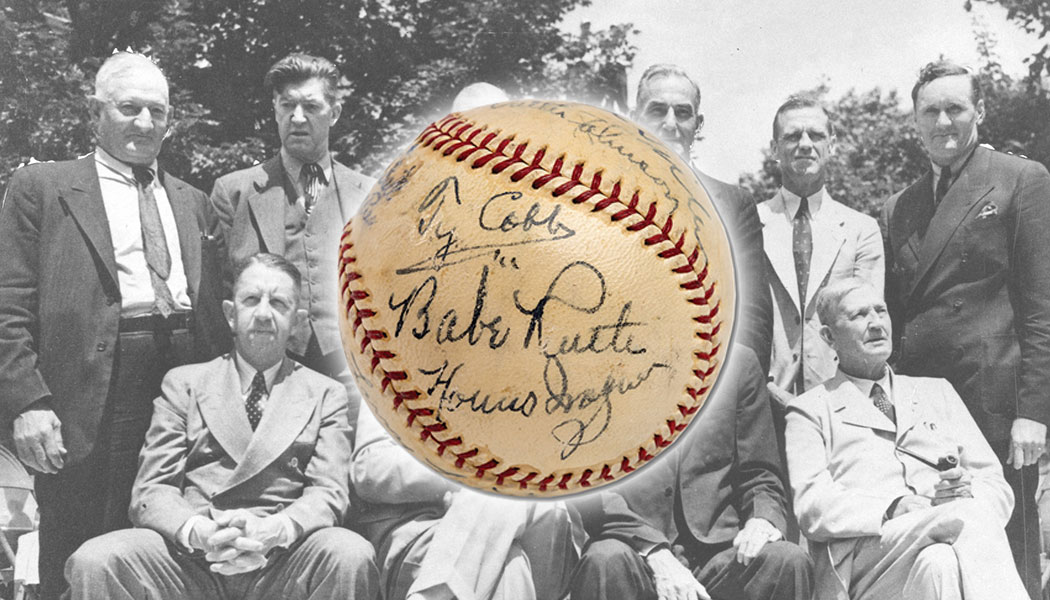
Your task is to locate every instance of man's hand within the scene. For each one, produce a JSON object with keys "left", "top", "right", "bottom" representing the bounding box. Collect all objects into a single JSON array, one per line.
[
  {"left": 889, "top": 494, "right": 932, "bottom": 519},
  {"left": 732, "top": 518, "right": 782, "bottom": 566},
  {"left": 932, "top": 466, "right": 974, "bottom": 506},
  {"left": 186, "top": 518, "right": 245, "bottom": 558},
  {"left": 765, "top": 382, "right": 795, "bottom": 409},
  {"left": 222, "top": 510, "right": 288, "bottom": 557},
  {"left": 1007, "top": 417, "right": 1046, "bottom": 469},
  {"left": 645, "top": 547, "right": 710, "bottom": 600},
  {"left": 13, "top": 402, "right": 66, "bottom": 474}
]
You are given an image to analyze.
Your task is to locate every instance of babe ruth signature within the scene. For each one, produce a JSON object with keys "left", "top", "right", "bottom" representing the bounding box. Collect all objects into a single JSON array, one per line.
[{"left": 394, "top": 259, "right": 667, "bottom": 460}]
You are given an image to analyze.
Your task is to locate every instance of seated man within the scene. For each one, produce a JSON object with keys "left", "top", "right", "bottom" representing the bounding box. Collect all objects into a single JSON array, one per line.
[
  {"left": 66, "top": 253, "right": 379, "bottom": 599},
  {"left": 786, "top": 277, "right": 1026, "bottom": 599},
  {"left": 351, "top": 403, "right": 579, "bottom": 600},
  {"left": 571, "top": 346, "right": 812, "bottom": 600}
]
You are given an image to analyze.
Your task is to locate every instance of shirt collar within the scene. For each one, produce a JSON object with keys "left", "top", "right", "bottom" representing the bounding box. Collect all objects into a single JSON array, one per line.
[
  {"left": 94, "top": 147, "right": 159, "bottom": 186},
  {"left": 280, "top": 147, "right": 333, "bottom": 186},
  {"left": 234, "top": 352, "right": 283, "bottom": 395},
  {"left": 841, "top": 365, "right": 894, "bottom": 403},
  {"left": 930, "top": 146, "right": 976, "bottom": 182},
  {"left": 780, "top": 186, "right": 828, "bottom": 220}
]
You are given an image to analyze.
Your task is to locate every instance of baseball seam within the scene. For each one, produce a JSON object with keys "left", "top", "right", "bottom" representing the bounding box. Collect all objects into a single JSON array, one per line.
[{"left": 339, "top": 112, "right": 724, "bottom": 493}]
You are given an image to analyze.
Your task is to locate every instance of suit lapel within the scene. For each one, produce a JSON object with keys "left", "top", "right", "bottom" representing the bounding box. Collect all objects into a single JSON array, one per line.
[
  {"left": 806, "top": 198, "right": 846, "bottom": 311},
  {"left": 197, "top": 355, "right": 253, "bottom": 463},
  {"left": 223, "top": 359, "right": 315, "bottom": 491},
  {"left": 910, "top": 148, "right": 995, "bottom": 299},
  {"left": 892, "top": 374, "right": 919, "bottom": 443},
  {"left": 248, "top": 157, "right": 291, "bottom": 254},
  {"left": 331, "top": 162, "right": 373, "bottom": 223},
  {"left": 60, "top": 156, "right": 119, "bottom": 288},
  {"left": 828, "top": 373, "right": 896, "bottom": 434},
  {"left": 761, "top": 192, "right": 802, "bottom": 315},
  {"left": 162, "top": 173, "right": 201, "bottom": 299}
]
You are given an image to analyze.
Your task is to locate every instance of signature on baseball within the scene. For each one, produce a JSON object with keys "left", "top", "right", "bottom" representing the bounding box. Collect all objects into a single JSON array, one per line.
[{"left": 397, "top": 260, "right": 668, "bottom": 460}]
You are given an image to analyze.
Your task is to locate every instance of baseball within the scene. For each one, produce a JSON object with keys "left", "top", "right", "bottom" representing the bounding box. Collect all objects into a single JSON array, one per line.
[{"left": 338, "top": 100, "right": 734, "bottom": 497}]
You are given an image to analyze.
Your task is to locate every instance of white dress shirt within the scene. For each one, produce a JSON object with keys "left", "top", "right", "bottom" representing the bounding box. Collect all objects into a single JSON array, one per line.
[{"left": 94, "top": 147, "right": 192, "bottom": 317}]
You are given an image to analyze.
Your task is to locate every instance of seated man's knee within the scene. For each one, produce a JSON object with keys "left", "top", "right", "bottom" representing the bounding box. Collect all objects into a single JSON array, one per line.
[
  {"left": 66, "top": 529, "right": 162, "bottom": 582},
  {"left": 759, "top": 541, "right": 813, "bottom": 576},
  {"left": 572, "top": 538, "right": 654, "bottom": 600},
  {"left": 304, "top": 527, "right": 376, "bottom": 570},
  {"left": 914, "top": 543, "right": 960, "bottom": 580}
]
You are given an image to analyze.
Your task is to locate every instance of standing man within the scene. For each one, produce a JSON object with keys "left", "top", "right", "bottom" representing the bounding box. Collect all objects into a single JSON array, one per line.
[
  {"left": 0, "top": 52, "right": 226, "bottom": 599},
  {"left": 66, "top": 253, "right": 379, "bottom": 599},
  {"left": 212, "top": 54, "right": 375, "bottom": 434},
  {"left": 760, "top": 96, "right": 883, "bottom": 401},
  {"left": 633, "top": 64, "right": 773, "bottom": 370},
  {"left": 884, "top": 60, "right": 1050, "bottom": 598}
]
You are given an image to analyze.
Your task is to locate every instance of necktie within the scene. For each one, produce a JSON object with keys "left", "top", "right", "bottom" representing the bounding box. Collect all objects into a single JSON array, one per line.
[
  {"left": 301, "top": 162, "right": 325, "bottom": 215},
  {"left": 793, "top": 196, "right": 813, "bottom": 310},
  {"left": 245, "top": 372, "right": 266, "bottom": 431},
  {"left": 917, "top": 166, "right": 952, "bottom": 239},
  {"left": 871, "top": 383, "right": 896, "bottom": 425},
  {"left": 132, "top": 166, "right": 176, "bottom": 317}
]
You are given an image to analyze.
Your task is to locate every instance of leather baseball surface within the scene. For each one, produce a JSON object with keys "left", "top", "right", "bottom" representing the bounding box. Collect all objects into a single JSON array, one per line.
[{"left": 338, "top": 100, "right": 734, "bottom": 497}]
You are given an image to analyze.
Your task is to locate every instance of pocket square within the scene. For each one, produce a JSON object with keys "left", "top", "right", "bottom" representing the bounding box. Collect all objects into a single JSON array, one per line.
[{"left": 977, "top": 203, "right": 998, "bottom": 219}]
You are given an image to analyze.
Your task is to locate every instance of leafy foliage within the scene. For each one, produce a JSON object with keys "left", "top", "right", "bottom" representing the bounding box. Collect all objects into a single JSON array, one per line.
[
  {"left": 0, "top": 0, "right": 636, "bottom": 190},
  {"left": 967, "top": 0, "right": 1050, "bottom": 80}
]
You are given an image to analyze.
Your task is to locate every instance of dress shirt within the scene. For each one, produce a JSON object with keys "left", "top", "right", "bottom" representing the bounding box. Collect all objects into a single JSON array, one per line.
[
  {"left": 176, "top": 353, "right": 296, "bottom": 551},
  {"left": 778, "top": 186, "right": 830, "bottom": 225},
  {"left": 279, "top": 148, "right": 333, "bottom": 205},
  {"left": 841, "top": 367, "right": 894, "bottom": 408},
  {"left": 94, "top": 147, "right": 192, "bottom": 317},
  {"left": 930, "top": 146, "right": 978, "bottom": 199}
]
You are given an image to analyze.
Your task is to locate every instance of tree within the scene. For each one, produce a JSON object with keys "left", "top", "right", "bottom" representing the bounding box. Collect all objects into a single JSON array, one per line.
[
  {"left": 967, "top": 0, "right": 1050, "bottom": 80},
  {"left": 0, "top": 0, "right": 637, "bottom": 190}
]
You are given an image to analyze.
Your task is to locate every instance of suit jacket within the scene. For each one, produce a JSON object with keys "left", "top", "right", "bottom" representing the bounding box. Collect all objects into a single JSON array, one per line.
[
  {"left": 0, "top": 155, "right": 226, "bottom": 463},
  {"left": 578, "top": 347, "right": 789, "bottom": 552},
  {"left": 693, "top": 168, "right": 774, "bottom": 373},
  {"left": 131, "top": 354, "right": 351, "bottom": 540},
  {"left": 759, "top": 189, "right": 883, "bottom": 392},
  {"left": 884, "top": 145, "right": 1050, "bottom": 444},
  {"left": 211, "top": 156, "right": 375, "bottom": 356},
  {"left": 786, "top": 370, "right": 1012, "bottom": 595}
]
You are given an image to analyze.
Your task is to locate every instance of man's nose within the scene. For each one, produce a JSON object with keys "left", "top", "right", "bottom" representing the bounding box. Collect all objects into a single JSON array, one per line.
[
  {"left": 291, "top": 105, "right": 307, "bottom": 122},
  {"left": 660, "top": 108, "right": 678, "bottom": 131},
  {"left": 936, "top": 110, "right": 953, "bottom": 127},
  {"left": 797, "top": 131, "right": 814, "bottom": 149},
  {"left": 133, "top": 107, "right": 154, "bottom": 129}
]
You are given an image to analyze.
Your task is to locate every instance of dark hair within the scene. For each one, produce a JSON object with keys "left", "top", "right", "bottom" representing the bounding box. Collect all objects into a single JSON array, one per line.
[
  {"left": 264, "top": 54, "right": 340, "bottom": 105},
  {"left": 232, "top": 253, "right": 302, "bottom": 299},
  {"left": 772, "top": 94, "right": 831, "bottom": 139},
  {"left": 636, "top": 63, "right": 701, "bottom": 110},
  {"left": 910, "top": 60, "right": 982, "bottom": 106}
]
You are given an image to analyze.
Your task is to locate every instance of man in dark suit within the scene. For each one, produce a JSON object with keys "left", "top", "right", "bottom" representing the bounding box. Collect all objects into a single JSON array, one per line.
[
  {"left": 633, "top": 64, "right": 773, "bottom": 371},
  {"left": 570, "top": 347, "right": 812, "bottom": 600},
  {"left": 884, "top": 60, "right": 1050, "bottom": 598},
  {"left": 66, "top": 253, "right": 378, "bottom": 599},
  {"left": 0, "top": 52, "right": 226, "bottom": 599},
  {"left": 211, "top": 54, "right": 374, "bottom": 434}
]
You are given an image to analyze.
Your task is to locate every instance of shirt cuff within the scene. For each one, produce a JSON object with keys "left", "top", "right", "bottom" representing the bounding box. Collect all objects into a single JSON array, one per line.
[
  {"left": 275, "top": 513, "right": 302, "bottom": 549},
  {"left": 177, "top": 515, "right": 208, "bottom": 550}
]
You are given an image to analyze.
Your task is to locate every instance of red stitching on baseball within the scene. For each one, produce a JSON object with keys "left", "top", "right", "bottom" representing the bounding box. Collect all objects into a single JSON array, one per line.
[{"left": 340, "top": 110, "right": 726, "bottom": 493}]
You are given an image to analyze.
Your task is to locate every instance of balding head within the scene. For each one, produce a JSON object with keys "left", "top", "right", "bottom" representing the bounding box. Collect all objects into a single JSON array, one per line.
[
  {"left": 94, "top": 52, "right": 168, "bottom": 103},
  {"left": 452, "top": 82, "right": 509, "bottom": 112},
  {"left": 90, "top": 52, "right": 171, "bottom": 165}
]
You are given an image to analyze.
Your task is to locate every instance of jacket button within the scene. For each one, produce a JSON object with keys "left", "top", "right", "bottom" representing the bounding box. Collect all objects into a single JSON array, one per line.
[
  {"left": 96, "top": 342, "right": 107, "bottom": 352},
  {"left": 952, "top": 300, "right": 963, "bottom": 312}
]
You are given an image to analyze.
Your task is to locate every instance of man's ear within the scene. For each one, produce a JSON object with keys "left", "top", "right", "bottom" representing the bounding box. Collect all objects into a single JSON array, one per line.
[
  {"left": 222, "top": 299, "right": 235, "bottom": 329},
  {"left": 695, "top": 112, "right": 705, "bottom": 136},
  {"left": 975, "top": 98, "right": 986, "bottom": 126},
  {"left": 330, "top": 101, "right": 342, "bottom": 126},
  {"left": 819, "top": 324, "right": 834, "bottom": 348}
]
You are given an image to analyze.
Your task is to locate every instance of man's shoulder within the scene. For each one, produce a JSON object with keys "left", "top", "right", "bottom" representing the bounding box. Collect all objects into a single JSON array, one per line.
[
  {"left": 281, "top": 358, "right": 348, "bottom": 397},
  {"left": 693, "top": 168, "right": 752, "bottom": 206},
  {"left": 213, "top": 157, "right": 275, "bottom": 189},
  {"left": 7, "top": 155, "right": 93, "bottom": 189},
  {"left": 164, "top": 354, "right": 230, "bottom": 384},
  {"left": 823, "top": 195, "right": 880, "bottom": 229},
  {"left": 332, "top": 160, "right": 376, "bottom": 193}
]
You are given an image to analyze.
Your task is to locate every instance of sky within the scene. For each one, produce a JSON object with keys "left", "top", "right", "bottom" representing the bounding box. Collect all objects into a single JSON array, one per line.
[{"left": 561, "top": 0, "right": 1044, "bottom": 183}]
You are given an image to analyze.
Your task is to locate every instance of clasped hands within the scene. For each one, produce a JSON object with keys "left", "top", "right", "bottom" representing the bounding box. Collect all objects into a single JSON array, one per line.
[{"left": 187, "top": 509, "right": 286, "bottom": 575}]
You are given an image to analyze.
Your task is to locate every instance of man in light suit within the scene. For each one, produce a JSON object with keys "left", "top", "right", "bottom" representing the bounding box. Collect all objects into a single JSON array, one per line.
[
  {"left": 759, "top": 96, "right": 883, "bottom": 401},
  {"left": 786, "top": 277, "right": 1026, "bottom": 599},
  {"left": 211, "top": 53, "right": 375, "bottom": 434},
  {"left": 0, "top": 52, "right": 227, "bottom": 599},
  {"left": 66, "top": 253, "right": 379, "bottom": 599},
  {"left": 883, "top": 60, "right": 1050, "bottom": 598},
  {"left": 351, "top": 403, "right": 578, "bottom": 600},
  {"left": 571, "top": 347, "right": 813, "bottom": 600},
  {"left": 633, "top": 64, "right": 773, "bottom": 371}
]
